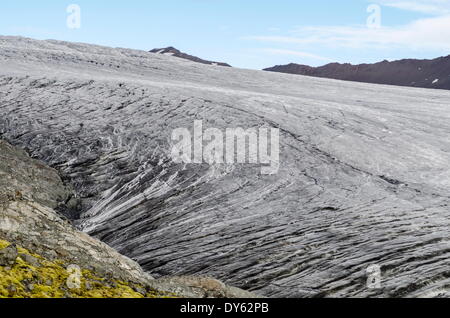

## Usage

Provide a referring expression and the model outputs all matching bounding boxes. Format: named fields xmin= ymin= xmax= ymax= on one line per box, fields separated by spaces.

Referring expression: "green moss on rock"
xmin=0 ymin=239 xmax=175 ymax=298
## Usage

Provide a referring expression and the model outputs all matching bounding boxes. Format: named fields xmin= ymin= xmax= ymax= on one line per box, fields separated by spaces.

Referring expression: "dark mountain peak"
xmin=149 ymin=46 xmax=231 ymax=67
xmin=150 ymin=46 xmax=180 ymax=54
xmin=264 ymin=55 xmax=450 ymax=90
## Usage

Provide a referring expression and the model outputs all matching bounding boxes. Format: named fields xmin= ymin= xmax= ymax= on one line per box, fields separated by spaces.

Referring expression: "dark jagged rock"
xmin=0 ymin=244 xmax=17 ymax=267
xmin=150 ymin=46 xmax=231 ymax=67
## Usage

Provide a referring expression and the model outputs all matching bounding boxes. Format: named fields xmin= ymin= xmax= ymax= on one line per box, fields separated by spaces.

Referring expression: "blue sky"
xmin=1 ymin=0 xmax=450 ymax=69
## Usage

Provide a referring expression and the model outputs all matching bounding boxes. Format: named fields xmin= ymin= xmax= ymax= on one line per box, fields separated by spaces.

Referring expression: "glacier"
xmin=0 ymin=36 xmax=449 ymax=297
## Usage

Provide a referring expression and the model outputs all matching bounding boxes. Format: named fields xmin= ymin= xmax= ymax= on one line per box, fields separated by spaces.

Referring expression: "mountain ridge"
xmin=150 ymin=46 xmax=231 ymax=67
xmin=264 ymin=55 xmax=450 ymax=90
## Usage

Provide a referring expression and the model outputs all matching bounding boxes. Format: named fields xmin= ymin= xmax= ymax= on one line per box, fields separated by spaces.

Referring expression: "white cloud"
xmin=375 ymin=0 xmax=450 ymax=15
xmin=245 ymin=14 xmax=450 ymax=51
xmin=242 ymin=1 xmax=450 ymax=65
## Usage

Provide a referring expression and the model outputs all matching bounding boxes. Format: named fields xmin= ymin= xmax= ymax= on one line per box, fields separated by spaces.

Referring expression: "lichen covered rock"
xmin=0 ymin=239 xmax=172 ymax=298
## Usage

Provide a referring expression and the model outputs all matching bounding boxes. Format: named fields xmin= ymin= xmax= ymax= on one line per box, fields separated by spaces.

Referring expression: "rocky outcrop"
xmin=0 ymin=139 xmax=152 ymax=284
xmin=0 ymin=244 xmax=18 ymax=267
xmin=0 ymin=139 xmax=257 ymax=298
xmin=264 ymin=56 xmax=450 ymax=90
xmin=0 ymin=239 xmax=166 ymax=298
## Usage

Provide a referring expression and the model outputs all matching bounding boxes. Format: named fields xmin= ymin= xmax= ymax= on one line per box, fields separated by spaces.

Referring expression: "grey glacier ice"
xmin=0 ymin=36 xmax=449 ymax=297
xmin=170 ymin=120 xmax=280 ymax=175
